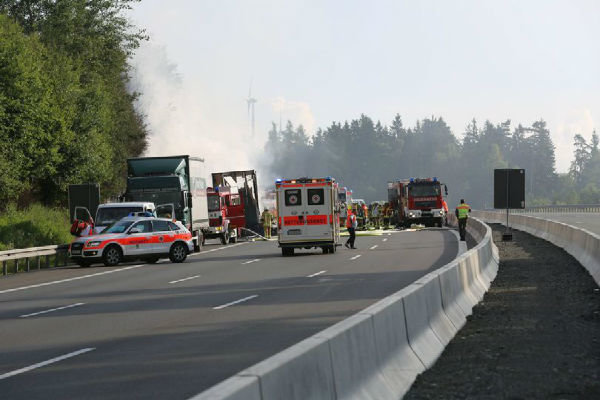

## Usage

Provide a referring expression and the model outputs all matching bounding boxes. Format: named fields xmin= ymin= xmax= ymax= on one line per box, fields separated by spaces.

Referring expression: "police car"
xmin=69 ymin=216 xmax=194 ymax=267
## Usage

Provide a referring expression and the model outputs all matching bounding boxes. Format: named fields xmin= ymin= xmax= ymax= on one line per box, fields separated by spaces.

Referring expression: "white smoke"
xmin=129 ymin=41 xmax=261 ymax=176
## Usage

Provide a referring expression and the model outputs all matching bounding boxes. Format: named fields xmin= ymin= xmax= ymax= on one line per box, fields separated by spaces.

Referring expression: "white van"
xmin=74 ymin=202 xmax=163 ymax=235
xmin=275 ymin=177 xmax=341 ymax=256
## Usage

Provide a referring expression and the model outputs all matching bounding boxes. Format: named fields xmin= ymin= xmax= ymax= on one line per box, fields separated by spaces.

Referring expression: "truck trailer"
xmin=124 ymin=155 xmax=208 ymax=251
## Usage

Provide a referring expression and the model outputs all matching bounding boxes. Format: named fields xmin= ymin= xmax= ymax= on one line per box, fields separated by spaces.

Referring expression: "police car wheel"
xmin=322 ymin=246 xmax=329 ymax=254
xmin=103 ymin=246 xmax=122 ymax=267
xmin=169 ymin=242 xmax=188 ymax=263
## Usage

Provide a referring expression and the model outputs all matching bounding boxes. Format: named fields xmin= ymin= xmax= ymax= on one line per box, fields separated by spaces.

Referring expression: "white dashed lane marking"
xmin=19 ymin=303 xmax=85 ymax=318
xmin=350 ymin=255 xmax=361 ymax=261
xmin=369 ymin=245 xmax=378 ymax=250
xmin=307 ymin=270 xmax=326 ymax=278
xmin=213 ymin=295 xmax=259 ymax=310
xmin=382 ymin=238 xmax=388 ymax=242
xmin=169 ymin=275 xmax=201 ymax=284
xmin=0 ymin=348 xmax=95 ymax=380
xmin=242 ymin=259 xmax=261 ymax=265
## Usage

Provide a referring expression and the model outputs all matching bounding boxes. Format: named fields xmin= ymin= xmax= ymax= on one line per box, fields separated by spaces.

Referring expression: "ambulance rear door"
xmin=302 ymin=182 xmax=333 ymax=242
xmin=278 ymin=184 xmax=305 ymax=243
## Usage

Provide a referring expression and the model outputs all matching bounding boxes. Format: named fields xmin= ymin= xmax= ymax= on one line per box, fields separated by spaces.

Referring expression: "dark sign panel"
xmin=68 ymin=184 xmax=101 ymax=221
xmin=494 ymin=169 xmax=525 ymax=209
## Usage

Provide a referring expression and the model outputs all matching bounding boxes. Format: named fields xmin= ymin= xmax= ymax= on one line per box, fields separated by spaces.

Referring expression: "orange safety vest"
xmin=346 ymin=213 xmax=355 ymax=229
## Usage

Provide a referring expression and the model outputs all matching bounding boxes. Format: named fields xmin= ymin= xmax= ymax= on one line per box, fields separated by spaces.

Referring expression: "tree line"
xmin=0 ymin=0 xmax=147 ymax=209
xmin=264 ymin=114 xmax=600 ymax=208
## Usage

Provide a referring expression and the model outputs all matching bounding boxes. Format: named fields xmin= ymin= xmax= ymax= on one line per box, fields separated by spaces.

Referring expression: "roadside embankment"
xmin=405 ymin=224 xmax=600 ymax=399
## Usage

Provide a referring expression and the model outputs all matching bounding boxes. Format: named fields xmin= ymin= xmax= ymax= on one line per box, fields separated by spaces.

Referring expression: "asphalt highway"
xmin=0 ymin=228 xmax=459 ymax=399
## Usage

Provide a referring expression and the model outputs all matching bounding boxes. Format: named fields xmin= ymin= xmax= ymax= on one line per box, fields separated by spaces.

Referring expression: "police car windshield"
xmin=96 ymin=207 xmax=143 ymax=226
xmin=103 ymin=220 xmax=135 ymax=234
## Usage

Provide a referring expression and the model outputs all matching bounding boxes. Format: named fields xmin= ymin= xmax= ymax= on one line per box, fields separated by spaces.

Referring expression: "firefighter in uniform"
xmin=261 ymin=208 xmax=273 ymax=239
xmin=455 ymin=199 xmax=471 ymax=241
xmin=345 ymin=210 xmax=357 ymax=249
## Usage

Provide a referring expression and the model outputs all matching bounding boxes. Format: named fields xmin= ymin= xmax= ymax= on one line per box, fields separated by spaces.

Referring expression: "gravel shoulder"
xmin=405 ymin=224 xmax=600 ymax=400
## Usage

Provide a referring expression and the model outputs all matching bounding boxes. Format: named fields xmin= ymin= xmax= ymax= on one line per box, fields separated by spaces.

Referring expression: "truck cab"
xmin=204 ymin=186 xmax=240 ymax=244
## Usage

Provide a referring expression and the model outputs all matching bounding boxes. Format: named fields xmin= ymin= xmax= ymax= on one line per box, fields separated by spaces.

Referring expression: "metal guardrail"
xmin=0 ymin=244 xmax=70 ymax=276
xmin=486 ymin=204 xmax=600 ymax=213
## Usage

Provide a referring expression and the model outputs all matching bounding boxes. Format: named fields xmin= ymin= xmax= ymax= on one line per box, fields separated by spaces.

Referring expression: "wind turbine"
xmin=246 ymin=84 xmax=257 ymax=137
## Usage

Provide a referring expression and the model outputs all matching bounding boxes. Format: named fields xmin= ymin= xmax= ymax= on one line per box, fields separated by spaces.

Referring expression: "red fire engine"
xmin=388 ymin=177 xmax=448 ymax=228
xmin=203 ymin=170 xmax=261 ymax=244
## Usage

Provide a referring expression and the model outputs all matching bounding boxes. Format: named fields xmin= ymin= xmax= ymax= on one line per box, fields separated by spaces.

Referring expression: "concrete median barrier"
xmin=361 ymin=292 xmax=425 ymax=397
xmin=474 ymin=211 xmax=600 ymax=286
xmin=413 ymin=273 xmax=457 ymax=347
xmin=315 ymin=314 xmax=395 ymax=400
xmin=242 ymin=336 xmax=335 ymax=400
xmin=190 ymin=376 xmax=261 ymax=400
xmin=190 ymin=217 xmax=499 ymax=399
xmin=401 ymin=284 xmax=445 ymax=368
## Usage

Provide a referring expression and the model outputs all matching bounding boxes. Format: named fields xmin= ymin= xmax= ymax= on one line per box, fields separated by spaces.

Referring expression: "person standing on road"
xmin=261 ymin=208 xmax=273 ymax=239
xmin=455 ymin=199 xmax=471 ymax=241
xmin=345 ymin=210 xmax=357 ymax=249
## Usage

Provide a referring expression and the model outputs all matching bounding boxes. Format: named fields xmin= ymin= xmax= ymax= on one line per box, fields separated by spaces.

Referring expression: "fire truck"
xmin=276 ymin=177 xmax=341 ymax=256
xmin=203 ymin=170 xmax=260 ymax=244
xmin=388 ymin=177 xmax=448 ymax=228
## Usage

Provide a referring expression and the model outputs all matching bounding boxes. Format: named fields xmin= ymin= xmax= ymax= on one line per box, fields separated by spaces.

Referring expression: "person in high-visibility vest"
xmin=455 ymin=199 xmax=471 ymax=241
xmin=261 ymin=208 xmax=273 ymax=239
xmin=345 ymin=210 xmax=357 ymax=249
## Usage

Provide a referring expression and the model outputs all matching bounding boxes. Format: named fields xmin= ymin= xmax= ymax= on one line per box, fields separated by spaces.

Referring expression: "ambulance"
xmin=275 ymin=177 xmax=341 ymax=256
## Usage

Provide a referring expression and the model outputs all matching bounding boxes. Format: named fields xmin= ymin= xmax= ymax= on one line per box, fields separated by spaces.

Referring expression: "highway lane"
xmin=0 ymin=229 xmax=459 ymax=399
xmin=522 ymin=212 xmax=600 ymax=236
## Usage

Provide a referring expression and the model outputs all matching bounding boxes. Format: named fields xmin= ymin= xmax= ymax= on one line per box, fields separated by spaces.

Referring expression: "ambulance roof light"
xmin=325 ymin=176 xmax=332 ymax=181
xmin=409 ymin=178 xmax=414 ymax=183
xmin=275 ymin=178 xmax=282 ymax=183
xmin=433 ymin=177 xmax=437 ymax=182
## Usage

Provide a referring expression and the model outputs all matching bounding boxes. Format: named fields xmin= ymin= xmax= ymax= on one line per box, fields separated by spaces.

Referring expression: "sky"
xmin=128 ymin=0 xmax=599 ymax=174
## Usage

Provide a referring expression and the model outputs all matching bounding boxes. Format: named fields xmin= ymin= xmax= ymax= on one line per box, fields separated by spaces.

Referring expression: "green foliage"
xmin=0 ymin=204 xmax=72 ymax=250
xmin=0 ymin=1 xmax=147 ymax=208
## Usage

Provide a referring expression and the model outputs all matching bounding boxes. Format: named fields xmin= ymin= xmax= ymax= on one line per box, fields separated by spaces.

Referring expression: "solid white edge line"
xmin=169 ymin=275 xmax=201 ymax=284
xmin=0 ymin=348 xmax=95 ymax=380
xmin=19 ymin=302 xmax=85 ymax=318
xmin=188 ymin=242 xmax=248 ymax=257
xmin=213 ymin=295 xmax=259 ymax=310
xmin=369 ymin=245 xmax=378 ymax=250
xmin=350 ymin=255 xmax=361 ymax=260
xmin=0 ymin=264 xmax=146 ymax=295
xmin=307 ymin=270 xmax=326 ymax=278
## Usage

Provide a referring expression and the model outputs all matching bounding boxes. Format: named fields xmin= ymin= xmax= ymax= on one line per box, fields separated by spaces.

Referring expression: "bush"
xmin=0 ymin=204 xmax=72 ymax=250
